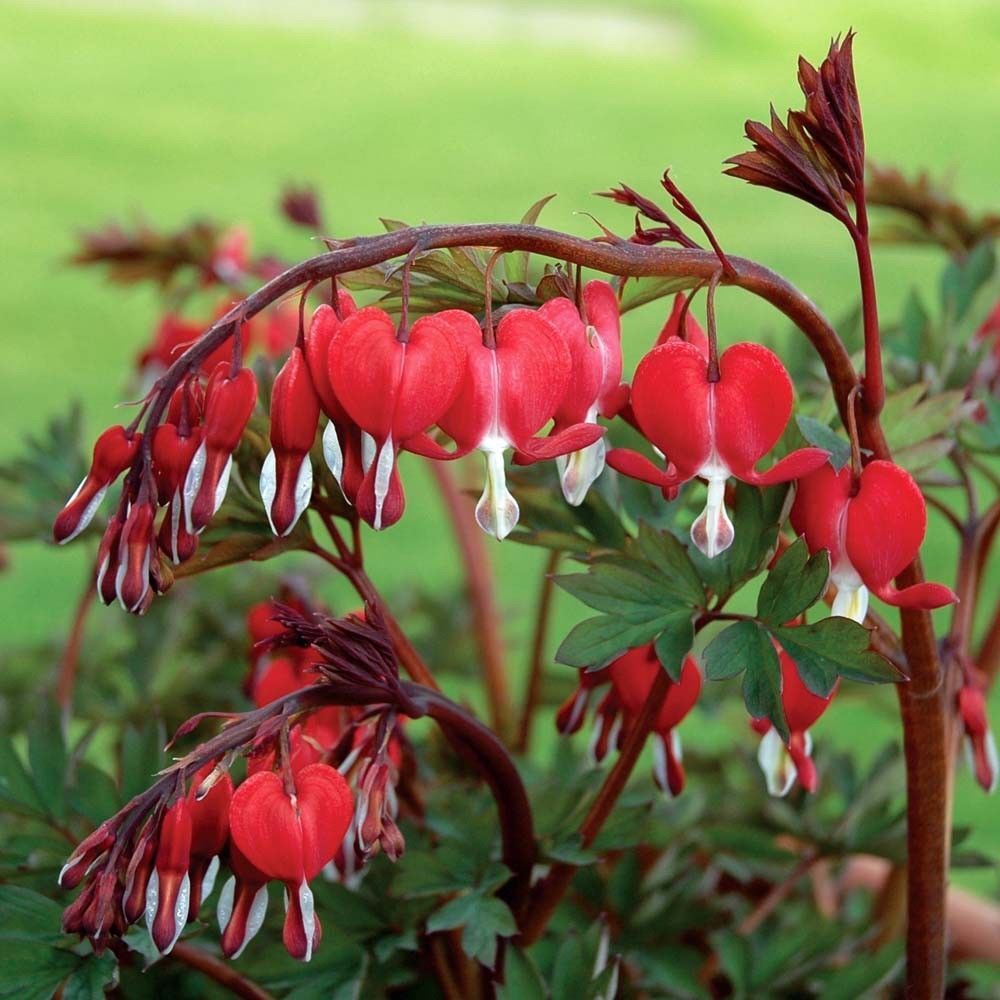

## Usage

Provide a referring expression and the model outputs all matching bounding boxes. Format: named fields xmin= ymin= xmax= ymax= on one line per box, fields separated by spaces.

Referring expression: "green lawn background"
xmin=1 ymin=0 xmax=998 ymax=886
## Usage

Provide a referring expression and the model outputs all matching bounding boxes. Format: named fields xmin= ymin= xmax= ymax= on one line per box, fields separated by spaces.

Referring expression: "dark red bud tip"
xmin=788 ymin=733 xmax=818 ymax=794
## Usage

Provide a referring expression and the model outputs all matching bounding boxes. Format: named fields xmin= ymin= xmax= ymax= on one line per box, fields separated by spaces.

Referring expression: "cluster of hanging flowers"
xmin=60 ymin=599 xmax=407 ymax=962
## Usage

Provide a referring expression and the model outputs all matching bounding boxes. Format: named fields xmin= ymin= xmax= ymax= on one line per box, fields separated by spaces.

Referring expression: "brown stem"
xmin=428 ymin=935 xmax=464 ymax=1000
xmin=518 ymin=667 xmax=672 ymax=944
xmin=427 ymin=460 xmax=511 ymax=738
xmin=852 ymin=197 xmax=885 ymax=417
xmin=738 ymin=849 xmax=820 ymax=935
xmin=515 ymin=550 xmax=561 ymax=754
xmin=169 ymin=941 xmax=274 ymax=1000
xmin=56 ymin=569 xmax=97 ymax=714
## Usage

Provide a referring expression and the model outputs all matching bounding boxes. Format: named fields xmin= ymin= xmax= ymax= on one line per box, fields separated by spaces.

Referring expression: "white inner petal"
xmin=200 ymin=855 xmax=220 ymax=903
xmin=475 ymin=443 xmax=519 ymax=541
xmin=259 ymin=449 xmax=278 ymax=532
xmin=182 ymin=440 xmax=207 ymax=534
xmin=757 ymin=727 xmax=796 ymax=798
xmin=557 ymin=420 xmax=606 ymax=507
xmin=216 ymin=874 xmax=235 ymax=933
xmin=290 ymin=453 xmax=314 ymax=533
xmin=371 ymin=435 xmax=395 ymax=531
xmin=322 ymin=421 xmax=345 ymax=491
xmin=212 ymin=454 xmax=234 ymax=518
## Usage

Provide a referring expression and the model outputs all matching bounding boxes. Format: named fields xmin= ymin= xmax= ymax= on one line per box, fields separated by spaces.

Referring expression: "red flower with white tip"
xmin=790 ymin=459 xmax=958 ymax=622
xmin=555 ymin=666 xmax=610 ymax=735
xmin=53 ymin=425 xmax=141 ymax=544
xmin=229 ymin=763 xmax=354 ymax=962
xmin=753 ymin=650 xmax=837 ymax=797
xmin=537 ymin=281 xmax=627 ymax=505
xmin=610 ymin=649 xmax=702 ymax=796
xmin=114 ymin=498 xmax=159 ymax=614
xmin=958 ymin=681 xmax=997 ymax=794
xmin=327 ymin=307 xmax=466 ymax=530
xmin=302 ymin=294 xmax=367 ymax=499
xmin=429 ymin=308 xmax=603 ymax=540
xmin=608 ymin=339 xmax=827 ymax=558
xmin=216 ymin=841 xmax=271 ymax=959
xmin=260 ymin=345 xmax=320 ymax=536
xmin=152 ymin=411 xmax=204 ymax=564
xmin=183 ymin=362 xmax=258 ymax=534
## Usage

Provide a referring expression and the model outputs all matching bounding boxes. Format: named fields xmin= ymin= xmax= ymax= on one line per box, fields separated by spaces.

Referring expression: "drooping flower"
xmin=610 ymin=649 xmax=702 ymax=795
xmin=53 ymin=425 xmax=141 ymax=544
xmin=958 ymin=681 xmax=997 ymax=794
xmin=752 ymin=650 xmax=837 ymax=797
xmin=555 ymin=666 xmax=611 ymax=736
xmin=327 ymin=307 xmax=467 ymax=530
xmin=260 ymin=345 xmax=320 ymax=536
xmin=607 ymin=339 xmax=827 ymax=557
xmin=151 ymin=398 xmax=204 ymax=563
xmin=144 ymin=764 xmax=234 ymax=954
xmin=655 ymin=293 xmax=710 ymax=353
xmin=537 ymin=281 xmax=627 ymax=505
xmin=114 ymin=498 xmax=160 ymax=614
xmin=183 ymin=362 xmax=258 ymax=534
xmin=217 ymin=841 xmax=271 ymax=959
xmin=790 ymin=459 xmax=958 ymax=622
xmin=228 ymin=763 xmax=354 ymax=961
xmin=426 ymin=308 xmax=603 ymax=539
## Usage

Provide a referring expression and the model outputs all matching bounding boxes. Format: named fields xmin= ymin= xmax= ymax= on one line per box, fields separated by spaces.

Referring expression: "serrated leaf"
xmin=774 ymin=619 xmax=901 ymax=689
xmin=555 ymin=612 xmax=681 ymax=669
xmin=756 ymin=540 xmax=830 ymax=626
xmin=554 ymin=566 xmax=678 ymax=622
xmin=740 ymin=629 xmax=787 ymax=741
xmin=427 ymin=895 xmax=515 ymax=969
xmin=507 ymin=194 xmax=557 ymax=285
xmin=635 ymin=522 xmax=705 ymax=607
xmin=795 ymin=416 xmax=850 ymax=472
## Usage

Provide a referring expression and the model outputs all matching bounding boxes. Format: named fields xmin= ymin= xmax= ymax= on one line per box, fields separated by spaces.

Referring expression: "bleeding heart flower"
xmin=555 ymin=666 xmax=611 ymax=736
xmin=328 ymin=307 xmax=466 ymax=530
xmin=260 ymin=345 xmax=320 ymax=536
xmin=183 ymin=363 xmax=258 ymax=534
xmin=790 ymin=459 xmax=958 ymax=622
xmin=303 ymin=294 xmax=367 ymax=498
xmin=229 ymin=763 xmax=353 ymax=961
xmin=655 ymin=293 xmax=711 ymax=353
xmin=607 ymin=340 xmax=828 ymax=558
xmin=958 ymin=682 xmax=997 ymax=794
xmin=753 ymin=649 xmax=837 ymax=797
xmin=54 ymin=426 xmax=141 ymax=544
xmin=610 ymin=649 xmax=702 ymax=795
xmin=152 ymin=421 xmax=204 ymax=564
xmin=537 ymin=282 xmax=627 ymax=505
xmin=428 ymin=308 xmax=603 ymax=539
xmin=114 ymin=499 xmax=159 ymax=614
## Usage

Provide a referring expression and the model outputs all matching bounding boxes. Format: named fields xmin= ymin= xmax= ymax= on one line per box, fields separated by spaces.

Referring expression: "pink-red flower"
xmin=427 ymin=308 xmax=603 ymax=539
xmin=752 ymin=650 xmax=837 ymax=796
xmin=53 ymin=425 xmax=141 ymax=544
xmin=327 ymin=307 xmax=466 ymax=530
xmin=536 ymin=282 xmax=627 ymax=505
xmin=609 ymin=649 xmax=702 ymax=795
xmin=790 ymin=459 xmax=958 ymax=622
xmin=183 ymin=362 xmax=258 ymax=534
xmin=229 ymin=763 xmax=353 ymax=961
xmin=608 ymin=339 xmax=826 ymax=557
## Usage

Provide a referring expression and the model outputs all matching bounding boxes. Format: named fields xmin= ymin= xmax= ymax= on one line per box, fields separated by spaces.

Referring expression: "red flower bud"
xmin=229 ymin=763 xmax=354 ymax=961
xmin=54 ymin=426 xmax=141 ymax=544
xmin=115 ymin=500 xmax=158 ymax=614
xmin=261 ymin=346 xmax=320 ymax=536
xmin=328 ymin=308 xmax=466 ymax=530
xmin=790 ymin=460 xmax=958 ymax=621
xmin=958 ymin=684 xmax=997 ymax=794
xmin=607 ymin=340 xmax=827 ymax=557
xmin=555 ymin=666 xmax=610 ymax=735
xmin=146 ymin=798 xmax=193 ymax=954
xmin=59 ymin=821 xmax=115 ymax=889
xmin=217 ymin=841 xmax=270 ymax=959
xmin=183 ymin=363 xmax=258 ymax=534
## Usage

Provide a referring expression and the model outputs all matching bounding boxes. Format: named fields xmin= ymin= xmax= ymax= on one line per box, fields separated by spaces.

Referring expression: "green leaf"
xmin=635 ymin=522 xmax=705 ymax=607
xmin=507 ymin=194 xmax=557 ymax=285
xmin=618 ymin=275 xmax=700 ymax=313
xmin=427 ymin=895 xmax=516 ymax=969
xmin=28 ymin=699 xmax=67 ymax=820
xmin=550 ymin=932 xmax=593 ymax=1000
xmin=756 ymin=540 xmax=830 ymax=627
xmin=653 ymin=611 xmax=696 ymax=682
xmin=702 ymin=620 xmax=759 ymax=681
xmin=499 ymin=948 xmax=546 ymax=1000
xmin=0 ymin=886 xmax=66 ymax=943
xmin=120 ymin=722 xmax=164 ymax=801
xmin=0 ymin=941 xmax=80 ymax=1000
xmin=941 ymin=239 xmax=995 ymax=321
xmin=795 ymin=416 xmax=850 ymax=472
xmin=554 ymin=566 xmax=680 ymax=622
xmin=774 ymin=619 xmax=901 ymax=690
xmin=62 ymin=952 xmax=118 ymax=1000
xmin=0 ymin=735 xmax=47 ymax=817
xmin=555 ymin=612 xmax=679 ymax=669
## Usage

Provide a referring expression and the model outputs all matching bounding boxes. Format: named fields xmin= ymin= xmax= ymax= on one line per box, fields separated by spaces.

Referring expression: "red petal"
xmin=304 ymin=301 xmax=352 ymax=422
xmin=713 ymin=343 xmax=794 ymax=474
xmin=778 ymin=648 xmax=837 ymax=733
xmin=656 ymin=294 xmax=710 ymax=356
xmin=610 ymin=648 xmax=701 ymax=733
xmin=497 ymin=310 xmax=572 ymax=445
xmin=789 ymin=463 xmax=852 ymax=567
xmin=583 ymin=280 xmax=625 ymax=410
xmin=541 ymin=296 xmax=604 ymax=428
xmin=629 ymin=339 xmax=710 ymax=477
xmin=254 ymin=657 xmax=308 ymax=708
xmin=402 ymin=432 xmax=470 ymax=460
xmin=437 ymin=314 xmax=500 ymax=450
xmin=606 ymin=447 xmax=683 ymax=491
xmin=869 ymin=580 xmax=958 ymax=610
xmin=515 ymin=422 xmax=604 ymax=463
xmin=845 ymin=460 xmax=927 ymax=590
xmin=270 ymin=347 xmax=320 ymax=454
xmin=740 ymin=446 xmax=830 ymax=485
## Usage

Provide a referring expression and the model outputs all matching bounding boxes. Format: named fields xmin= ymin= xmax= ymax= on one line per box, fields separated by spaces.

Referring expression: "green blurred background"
xmin=2 ymin=1 xmax=998 ymax=885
